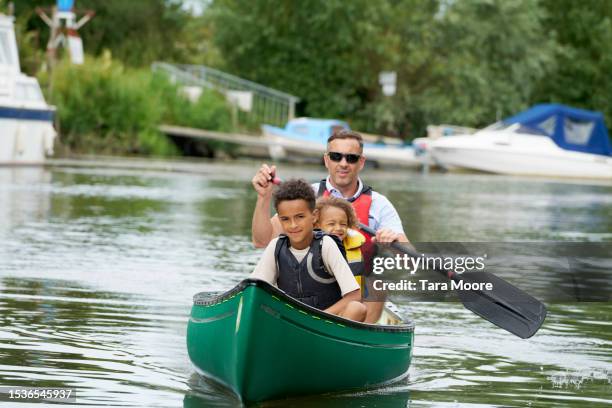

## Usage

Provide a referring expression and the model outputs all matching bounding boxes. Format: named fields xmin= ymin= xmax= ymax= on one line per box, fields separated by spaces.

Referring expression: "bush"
xmin=44 ymin=53 xmax=233 ymax=156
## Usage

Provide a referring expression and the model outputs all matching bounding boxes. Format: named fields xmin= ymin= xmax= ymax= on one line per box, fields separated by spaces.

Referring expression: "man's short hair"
xmin=327 ymin=129 xmax=364 ymax=150
xmin=273 ymin=178 xmax=316 ymax=211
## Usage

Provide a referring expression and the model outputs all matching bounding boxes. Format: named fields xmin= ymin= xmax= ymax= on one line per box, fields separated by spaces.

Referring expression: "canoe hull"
xmin=187 ymin=279 xmax=414 ymax=403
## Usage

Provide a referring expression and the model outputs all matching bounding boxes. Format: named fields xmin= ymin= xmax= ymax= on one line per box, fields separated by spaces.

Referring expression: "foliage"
xmin=10 ymin=0 xmax=612 ymax=141
xmin=533 ymin=0 xmax=612 ymax=129
xmin=46 ymin=54 xmax=232 ymax=156
xmin=389 ymin=0 xmax=556 ymax=135
xmin=208 ymin=0 xmax=558 ymax=137
xmin=14 ymin=0 xmax=220 ymax=68
xmin=13 ymin=12 xmax=46 ymax=75
xmin=207 ymin=0 xmax=385 ymax=122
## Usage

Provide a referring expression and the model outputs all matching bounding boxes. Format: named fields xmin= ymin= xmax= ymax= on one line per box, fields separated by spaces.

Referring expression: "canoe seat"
xmin=376 ymin=302 xmax=403 ymax=325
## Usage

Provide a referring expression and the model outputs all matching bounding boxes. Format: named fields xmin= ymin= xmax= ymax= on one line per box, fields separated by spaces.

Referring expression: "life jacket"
xmin=275 ymin=230 xmax=346 ymax=310
xmin=317 ymin=179 xmax=377 ymax=275
xmin=343 ymin=229 xmax=369 ymax=297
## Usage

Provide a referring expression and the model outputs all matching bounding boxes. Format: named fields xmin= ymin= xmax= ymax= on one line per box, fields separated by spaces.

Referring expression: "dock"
xmin=158 ymin=124 xmax=320 ymax=162
xmin=159 ymin=125 xmax=275 ymax=149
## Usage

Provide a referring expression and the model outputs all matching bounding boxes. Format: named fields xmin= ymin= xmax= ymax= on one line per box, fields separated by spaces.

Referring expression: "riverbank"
xmin=43 ymin=56 xmax=234 ymax=158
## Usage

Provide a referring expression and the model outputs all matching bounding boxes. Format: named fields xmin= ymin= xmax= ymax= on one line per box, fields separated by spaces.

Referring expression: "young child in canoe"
xmin=250 ymin=179 xmax=366 ymax=322
xmin=315 ymin=196 xmax=385 ymax=323
xmin=315 ymin=196 xmax=366 ymax=284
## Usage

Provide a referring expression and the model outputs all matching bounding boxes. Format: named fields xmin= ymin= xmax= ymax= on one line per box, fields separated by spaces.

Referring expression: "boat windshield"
xmin=485 ymin=121 xmax=547 ymax=136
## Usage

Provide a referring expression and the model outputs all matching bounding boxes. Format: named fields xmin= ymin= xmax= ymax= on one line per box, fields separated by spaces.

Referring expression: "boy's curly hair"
xmin=273 ymin=179 xmax=316 ymax=211
xmin=315 ymin=196 xmax=358 ymax=228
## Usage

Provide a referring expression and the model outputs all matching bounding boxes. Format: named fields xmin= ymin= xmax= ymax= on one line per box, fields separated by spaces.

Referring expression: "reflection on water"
xmin=0 ymin=277 xmax=188 ymax=407
xmin=182 ymin=373 xmax=412 ymax=408
xmin=0 ymin=160 xmax=611 ymax=407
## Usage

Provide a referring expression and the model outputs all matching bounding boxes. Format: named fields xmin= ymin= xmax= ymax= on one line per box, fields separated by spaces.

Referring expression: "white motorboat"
xmin=412 ymin=124 xmax=478 ymax=167
xmin=429 ymin=104 xmax=612 ymax=179
xmin=262 ymin=118 xmax=421 ymax=168
xmin=0 ymin=14 xmax=56 ymax=165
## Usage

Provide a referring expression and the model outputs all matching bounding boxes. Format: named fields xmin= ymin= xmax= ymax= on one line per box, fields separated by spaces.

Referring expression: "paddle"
xmin=359 ymin=223 xmax=547 ymax=339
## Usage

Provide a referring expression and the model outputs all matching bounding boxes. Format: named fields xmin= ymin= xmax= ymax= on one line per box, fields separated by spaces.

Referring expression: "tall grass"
xmin=44 ymin=53 xmax=232 ymax=156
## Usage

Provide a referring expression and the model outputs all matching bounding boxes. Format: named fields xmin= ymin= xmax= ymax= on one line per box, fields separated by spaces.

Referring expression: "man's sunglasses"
xmin=327 ymin=152 xmax=361 ymax=164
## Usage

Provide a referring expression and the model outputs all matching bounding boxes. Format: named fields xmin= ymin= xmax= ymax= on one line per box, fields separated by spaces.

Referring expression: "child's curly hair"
xmin=315 ymin=196 xmax=358 ymax=228
xmin=273 ymin=179 xmax=316 ymax=211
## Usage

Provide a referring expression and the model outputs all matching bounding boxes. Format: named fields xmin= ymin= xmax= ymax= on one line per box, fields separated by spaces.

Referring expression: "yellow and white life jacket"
xmin=344 ymin=228 xmax=366 ymax=290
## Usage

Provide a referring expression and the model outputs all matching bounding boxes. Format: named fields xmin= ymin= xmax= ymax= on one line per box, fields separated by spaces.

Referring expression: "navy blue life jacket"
xmin=275 ymin=230 xmax=346 ymax=310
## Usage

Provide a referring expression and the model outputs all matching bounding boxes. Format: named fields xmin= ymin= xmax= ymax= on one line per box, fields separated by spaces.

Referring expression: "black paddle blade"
xmin=455 ymin=272 xmax=547 ymax=339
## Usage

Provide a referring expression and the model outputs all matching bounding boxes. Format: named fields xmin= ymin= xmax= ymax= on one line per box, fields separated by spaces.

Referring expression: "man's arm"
xmin=252 ymin=211 xmax=283 ymax=248
xmin=251 ymin=164 xmax=282 ymax=248
xmin=252 ymin=194 xmax=274 ymax=248
xmin=372 ymin=193 xmax=409 ymax=243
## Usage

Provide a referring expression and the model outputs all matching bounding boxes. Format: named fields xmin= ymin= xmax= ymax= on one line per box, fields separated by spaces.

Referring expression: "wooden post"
xmin=288 ymin=98 xmax=296 ymax=121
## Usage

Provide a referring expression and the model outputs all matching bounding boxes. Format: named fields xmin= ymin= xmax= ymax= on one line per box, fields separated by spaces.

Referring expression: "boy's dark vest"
xmin=317 ymin=179 xmax=377 ymax=275
xmin=275 ymin=230 xmax=346 ymax=310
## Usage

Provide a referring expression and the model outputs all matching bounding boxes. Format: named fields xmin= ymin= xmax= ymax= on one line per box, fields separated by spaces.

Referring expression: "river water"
xmin=0 ymin=158 xmax=610 ymax=407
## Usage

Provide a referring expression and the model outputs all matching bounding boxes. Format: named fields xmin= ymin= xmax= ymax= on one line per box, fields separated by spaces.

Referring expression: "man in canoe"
xmin=250 ymin=179 xmax=367 ymax=321
xmin=251 ymin=129 xmax=409 ymax=322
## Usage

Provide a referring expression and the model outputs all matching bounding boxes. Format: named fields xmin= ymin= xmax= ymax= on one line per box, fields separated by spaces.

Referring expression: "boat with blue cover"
xmin=429 ymin=104 xmax=612 ymax=178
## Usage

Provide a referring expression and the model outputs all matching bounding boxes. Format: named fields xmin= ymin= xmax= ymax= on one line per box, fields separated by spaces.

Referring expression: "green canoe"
xmin=186 ymin=279 xmax=414 ymax=403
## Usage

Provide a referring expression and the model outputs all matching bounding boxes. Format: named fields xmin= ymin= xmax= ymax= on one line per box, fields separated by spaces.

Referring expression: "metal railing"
xmin=152 ymin=62 xmax=299 ymax=127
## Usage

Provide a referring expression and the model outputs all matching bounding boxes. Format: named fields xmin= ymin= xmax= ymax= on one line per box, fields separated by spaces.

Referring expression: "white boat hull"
xmin=0 ymin=116 xmax=56 ymax=165
xmin=0 ymin=15 xmax=57 ymax=165
xmin=363 ymin=144 xmax=421 ymax=168
xmin=430 ymin=131 xmax=612 ymax=179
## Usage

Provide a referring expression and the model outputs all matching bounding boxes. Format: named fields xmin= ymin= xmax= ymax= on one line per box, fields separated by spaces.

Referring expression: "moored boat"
xmin=429 ymin=104 xmax=612 ymax=179
xmin=186 ymin=279 xmax=414 ymax=403
xmin=0 ymin=14 xmax=56 ymax=165
xmin=412 ymin=124 xmax=478 ymax=168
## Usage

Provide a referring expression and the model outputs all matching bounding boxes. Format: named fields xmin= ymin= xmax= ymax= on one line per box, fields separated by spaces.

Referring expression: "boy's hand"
xmin=252 ymin=164 xmax=280 ymax=197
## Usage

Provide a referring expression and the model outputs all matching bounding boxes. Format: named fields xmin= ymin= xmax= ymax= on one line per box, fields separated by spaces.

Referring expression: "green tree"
xmin=351 ymin=0 xmax=440 ymax=136
xmin=363 ymin=0 xmax=556 ymax=136
xmin=208 ymin=0 xmax=556 ymax=137
xmin=534 ymin=0 xmax=612 ymax=128
xmin=426 ymin=0 xmax=554 ymax=129
xmin=12 ymin=0 xmax=609 ymax=141
xmin=207 ymin=0 xmax=389 ymax=120
xmin=76 ymin=0 xmax=190 ymax=66
xmin=14 ymin=0 xmax=217 ymax=68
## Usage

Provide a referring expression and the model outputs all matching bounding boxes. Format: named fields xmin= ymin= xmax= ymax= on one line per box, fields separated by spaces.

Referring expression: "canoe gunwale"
xmin=192 ymin=279 xmax=415 ymax=333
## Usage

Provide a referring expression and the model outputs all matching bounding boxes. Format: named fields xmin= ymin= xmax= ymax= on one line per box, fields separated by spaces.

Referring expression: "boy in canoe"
xmin=250 ymin=179 xmax=367 ymax=322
